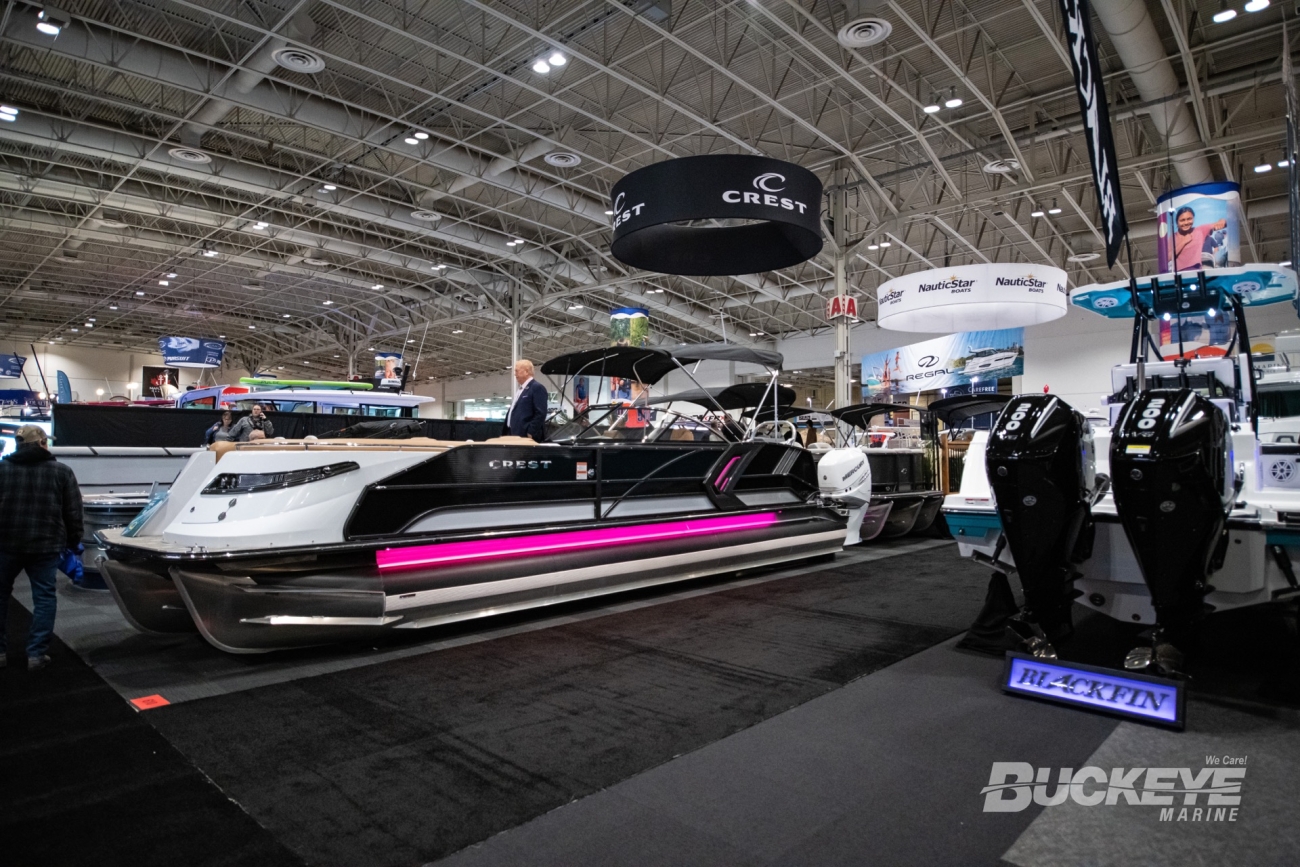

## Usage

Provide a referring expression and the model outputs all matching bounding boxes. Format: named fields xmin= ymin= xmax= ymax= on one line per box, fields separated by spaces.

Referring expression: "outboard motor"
xmin=1110 ymin=388 xmax=1234 ymax=677
xmin=985 ymin=394 xmax=1102 ymax=658
xmin=819 ymin=448 xmax=873 ymax=545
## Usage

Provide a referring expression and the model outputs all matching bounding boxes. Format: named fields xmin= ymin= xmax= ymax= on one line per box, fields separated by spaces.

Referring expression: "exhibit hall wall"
xmin=14 ymin=344 xmax=208 ymax=400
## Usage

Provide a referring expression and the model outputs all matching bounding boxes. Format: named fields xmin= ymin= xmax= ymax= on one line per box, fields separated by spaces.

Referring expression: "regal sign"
xmin=609 ymin=155 xmax=823 ymax=276
xmin=876 ymin=263 xmax=1068 ymax=332
xmin=825 ymin=295 xmax=858 ymax=320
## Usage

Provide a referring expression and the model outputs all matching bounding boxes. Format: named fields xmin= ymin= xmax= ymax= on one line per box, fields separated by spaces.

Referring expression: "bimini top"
xmin=540 ymin=346 xmax=680 ymax=384
xmin=651 ymin=383 xmax=796 ymax=410
xmin=541 ymin=343 xmax=783 ymax=384
xmin=831 ymin=402 xmax=923 ymax=428
xmin=926 ymin=394 xmax=1011 ymax=426
xmin=673 ymin=343 xmax=783 ymax=369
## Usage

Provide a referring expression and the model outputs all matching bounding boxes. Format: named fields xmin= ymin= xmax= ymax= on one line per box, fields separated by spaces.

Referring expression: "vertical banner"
xmin=1156 ymin=183 xmax=1244 ymax=273
xmin=1058 ymin=0 xmax=1128 ymax=266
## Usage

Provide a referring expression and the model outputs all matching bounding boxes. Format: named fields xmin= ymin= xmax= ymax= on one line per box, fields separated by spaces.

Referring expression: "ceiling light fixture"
xmin=404 ymin=137 xmax=419 ymax=145
xmin=323 ymin=184 xmax=336 ymax=191
xmin=322 ymin=300 xmax=333 ymax=305
xmin=569 ymin=304 xmax=584 ymax=310
xmin=1031 ymin=206 xmax=1046 ymax=217
xmin=1244 ymin=0 xmax=1269 ymax=11
xmin=135 ymin=290 xmax=145 ymax=296
xmin=253 ymin=221 xmax=268 ymax=230
xmin=1279 ymin=159 xmax=1292 ymax=168
xmin=0 ymin=106 xmax=17 ymax=121
xmin=166 ymin=272 xmax=177 ymax=278
xmin=532 ymin=60 xmax=551 ymax=74
xmin=945 ymin=88 xmax=963 ymax=109
xmin=548 ymin=51 xmax=567 ymax=67
xmin=1048 ymin=200 xmax=1062 ymax=215
xmin=879 ymin=241 xmax=892 ymax=248
xmin=867 ymin=244 xmax=879 ymax=251
xmin=922 ymin=100 xmax=941 ymax=114
xmin=372 ymin=283 xmax=384 ymax=290
xmin=1213 ymin=0 xmax=1238 ymax=21
xmin=36 ymin=8 xmax=68 ymax=36
xmin=282 ymin=313 xmax=291 ymax=318
xmin=1254 ymin=156 xmax=1273 ymax=173
xmin=108 ymin=305 xmax=118 ymax=310
xmin=452 ymin=329 xmax=464 ymax=334
xmin=248 ymin=324 xmax=257 ymax=329
xmin=604 ymin=210 xmax=615 ymax=215
xmin=158 ymin=280 xmax=169 ymax=286
xmin=413 ymin=131 xmax=429 ymax=140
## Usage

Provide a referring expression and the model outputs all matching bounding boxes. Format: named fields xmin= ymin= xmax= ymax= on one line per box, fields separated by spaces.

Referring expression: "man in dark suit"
xmin=504 ymin=359 xmax=548 ymax=440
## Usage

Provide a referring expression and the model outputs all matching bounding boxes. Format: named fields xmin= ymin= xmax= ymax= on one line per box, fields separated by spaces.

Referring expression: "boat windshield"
xmin=548 ymin=403 xmax=733 ymax=443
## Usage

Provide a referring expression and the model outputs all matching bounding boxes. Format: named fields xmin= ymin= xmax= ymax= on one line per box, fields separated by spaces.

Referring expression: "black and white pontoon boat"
xmin=99 ymin=345 xmax=855 ymax=653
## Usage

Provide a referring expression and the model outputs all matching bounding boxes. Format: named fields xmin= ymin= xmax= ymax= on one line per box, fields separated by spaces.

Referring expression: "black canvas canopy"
xmin=539 ymin=346 xmax=680 ymax=384
xmin=672 ymin=343 xmax=783 ymax=369
xmin=831 ymin=402 xmax=923 ymax=428
xmin=650 ymin=383 xmax=795 ymax=410
xmin=926 ymin=394 xmax=1012 ymax=426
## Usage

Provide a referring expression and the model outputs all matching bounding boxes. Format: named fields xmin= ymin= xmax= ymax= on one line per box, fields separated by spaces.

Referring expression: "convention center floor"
xmin=3 ymin=539 xmax=1298 ymax=867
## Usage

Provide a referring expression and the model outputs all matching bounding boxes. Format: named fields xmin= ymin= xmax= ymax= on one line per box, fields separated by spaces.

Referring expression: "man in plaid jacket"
xmin=0 ymin=425 xmax=83 ymax=671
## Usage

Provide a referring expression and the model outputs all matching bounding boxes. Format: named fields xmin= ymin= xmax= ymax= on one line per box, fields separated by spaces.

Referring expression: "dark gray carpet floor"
xmin=142 ymin=543 xmax=993 ymax=867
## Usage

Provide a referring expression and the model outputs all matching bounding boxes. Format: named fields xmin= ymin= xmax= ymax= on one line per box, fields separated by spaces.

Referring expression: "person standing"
xmin=0 ymin=425 xmax=83 ymax=671
xmin=205 ymin=410 xmax=237 ymax=445
xmin=503 ymin=359 xmax=548 ymax=441
xmin=230 ymin=403 xmax=275 ymax=441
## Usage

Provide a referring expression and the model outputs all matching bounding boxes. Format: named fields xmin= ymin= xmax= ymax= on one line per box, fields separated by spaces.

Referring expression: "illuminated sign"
xmin=1002 ymin=652 xmax=1185 ymax=729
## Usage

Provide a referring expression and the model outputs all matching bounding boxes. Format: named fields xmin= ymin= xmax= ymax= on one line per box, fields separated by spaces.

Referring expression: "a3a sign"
xmin=825 ymin=295 xmax=858 ymax=320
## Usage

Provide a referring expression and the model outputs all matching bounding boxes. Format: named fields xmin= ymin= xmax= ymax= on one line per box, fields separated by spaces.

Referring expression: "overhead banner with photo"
xmin=861 ymin=328 xmax=1025 ymax=396
xmin=1058 ymin=0 xmax=1128 ymax=266
xmin=159 ymin=336 xmax=226 ymax=368
xmin=1156 ymin=182 xmax=1245 ymax=273
xmin=609 ymin=307 xmax=650 ymax=347
xmin=0 ymin=353 xmax=25 ymax=378
xmin=374 ymin=352 xmax=403 ymax=386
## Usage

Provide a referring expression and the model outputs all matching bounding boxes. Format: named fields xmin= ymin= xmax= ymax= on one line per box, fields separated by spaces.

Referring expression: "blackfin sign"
xmin=609 ymin=155 xmax=823 ymax=276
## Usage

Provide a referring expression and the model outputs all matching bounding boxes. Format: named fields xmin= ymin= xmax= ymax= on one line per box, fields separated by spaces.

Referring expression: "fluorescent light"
xmin=922 ymin=103 xmax=940 ymax=114
xmin=413 ymin=132 xmax=428 ymax=140
xmin=548 ymin=52 xmax=567 ymax=67
xmin=1245 ymin=0 xmax=1269 ymax=11
xmin=532 ymin=60 xmax=551 ymax=74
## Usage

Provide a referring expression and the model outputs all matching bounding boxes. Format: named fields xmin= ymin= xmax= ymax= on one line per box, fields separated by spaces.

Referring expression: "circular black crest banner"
xmin=609 ymin=155 xmax=823 ymax=276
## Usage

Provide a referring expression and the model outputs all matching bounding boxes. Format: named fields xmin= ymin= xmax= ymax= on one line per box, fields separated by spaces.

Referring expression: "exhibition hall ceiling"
xmin=0 ymin=0 xmax=1293 ymax=378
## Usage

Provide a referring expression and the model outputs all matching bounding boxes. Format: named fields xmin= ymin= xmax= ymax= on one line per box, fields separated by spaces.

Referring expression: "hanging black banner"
xmin=609 ymin=155 xmax=823 ymax=276
xmin=1058 ymin=0 xmax=1128 ymax=267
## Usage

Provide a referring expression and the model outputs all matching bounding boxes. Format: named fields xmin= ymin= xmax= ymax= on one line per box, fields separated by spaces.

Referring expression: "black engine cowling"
xmin=985 ymin=394 xmax=1097 ymax=639
xmin=1109 ymin=388 xmax=1233 ymax=644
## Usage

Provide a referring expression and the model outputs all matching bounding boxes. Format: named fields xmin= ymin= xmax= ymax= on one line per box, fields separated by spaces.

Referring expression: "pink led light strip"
xmin=376 ymin=512 xmax=780 ymax=571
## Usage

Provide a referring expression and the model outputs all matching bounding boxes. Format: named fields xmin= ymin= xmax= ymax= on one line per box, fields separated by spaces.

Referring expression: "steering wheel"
xmin=753 ymin=420 xmax=799 ymax=442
